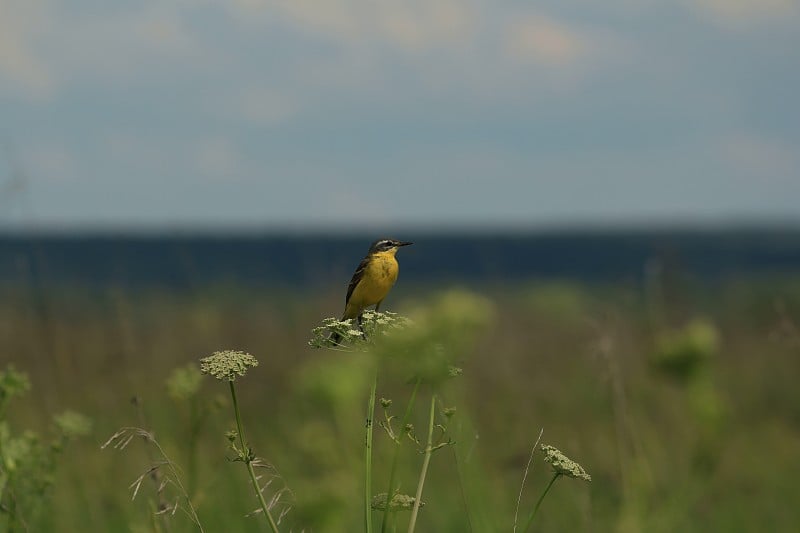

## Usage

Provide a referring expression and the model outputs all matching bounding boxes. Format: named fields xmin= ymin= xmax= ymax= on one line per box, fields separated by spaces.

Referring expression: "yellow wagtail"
xmin=331 ymin=238 xmax=412 ymax=343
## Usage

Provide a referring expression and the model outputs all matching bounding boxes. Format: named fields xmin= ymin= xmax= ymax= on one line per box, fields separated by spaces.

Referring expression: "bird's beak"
xmin=398 ymin=241 xmax=413 ymax=247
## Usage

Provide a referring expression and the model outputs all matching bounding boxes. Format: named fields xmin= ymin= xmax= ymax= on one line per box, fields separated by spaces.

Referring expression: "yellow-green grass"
xmin=1 ymin=276 xmax=800 ymax=532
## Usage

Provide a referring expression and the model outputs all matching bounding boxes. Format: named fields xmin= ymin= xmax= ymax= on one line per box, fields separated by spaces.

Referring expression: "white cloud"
xmin=688 ymin=0 xmax=799 ymax=27
xmin=0 ymin=1 xmax=207 ymax=99
xmin=505 ymin=15 xmax=587 ymax=66
xmin=234 ymin=87 xmax=297 ymax=126
xmin=23 ymin=142 xmax=77 ymax=183
xmin=375 ymin=0 xmax=474 ymax=52
xmin=0 ymin=1 xmax=55 ymax=99
xmin=0 ymin=0 xmax=629 ymax=111
xmin=105 ymin=132 xmax=250 ymax=183
xmin=193 ymin=137 xmax=245 ymax=181
xmin=494 ymin=11 xmax=634 ymax=98
xmin=228 ymin=0 xmax=476 ymax=52
xmin=52 ymin=5 xmax=201 ymax=85
xmin=3 ymin=0 xmax=797 ymax=228
xmin=101 ymin=132 xmax=248 ymax=186
xmin=718 ymin=133 xmax=799 ymax=181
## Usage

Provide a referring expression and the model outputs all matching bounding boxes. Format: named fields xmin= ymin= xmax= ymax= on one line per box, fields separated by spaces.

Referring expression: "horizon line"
xmin=2 ymin=217 xmax=800 ymax=237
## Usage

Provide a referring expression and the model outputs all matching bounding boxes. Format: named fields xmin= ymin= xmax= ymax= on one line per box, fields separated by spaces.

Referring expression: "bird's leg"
xmin=357 ymin=312 xmax=372 ymax=341
xmin=364 ymin=301 xmax=385 ymax=340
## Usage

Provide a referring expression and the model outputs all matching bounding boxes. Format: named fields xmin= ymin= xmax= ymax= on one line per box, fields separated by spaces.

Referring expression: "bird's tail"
xmin=329 ymin=313 xmax=360 ymax=346
xmin=328 ymin=314 xmax=347 ymax=345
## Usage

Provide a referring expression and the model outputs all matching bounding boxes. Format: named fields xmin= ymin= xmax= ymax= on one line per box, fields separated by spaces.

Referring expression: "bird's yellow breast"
xmin=344 ymin=251 xmax=399 ymax=318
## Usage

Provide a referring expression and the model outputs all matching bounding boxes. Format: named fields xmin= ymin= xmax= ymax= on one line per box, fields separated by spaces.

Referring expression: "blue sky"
xmin=1 ymin=0 xmax=798 ymax=230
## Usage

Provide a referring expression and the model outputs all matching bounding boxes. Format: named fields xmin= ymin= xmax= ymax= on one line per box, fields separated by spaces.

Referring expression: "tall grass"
xmin=0 ymin=366 xmax=91 ymax=531
xmin=1 ymin=278 xmax=799 ymax=530
xmin=310 ymin=294 xmax=589 ymax=532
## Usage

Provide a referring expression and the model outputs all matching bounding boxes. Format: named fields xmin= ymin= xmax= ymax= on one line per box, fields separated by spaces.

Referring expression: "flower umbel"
xmin=308 ymin=311 xmax=413 ymax=350
xmin=541 ymin=444 xmax=591 ymax=481
xmin=200 ymin=350 xmax=259 ymax=381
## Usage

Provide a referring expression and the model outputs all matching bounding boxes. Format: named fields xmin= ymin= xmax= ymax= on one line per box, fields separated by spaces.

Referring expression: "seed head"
xmin=541 ymin=444 xmax=591 ymax=481
xmin=447 ymin=366 xmax=463 ymax=378
xmin=200 ymin=350 xmax=259 ymax=381
xmin=371 ymin=492 xmax=423 ymax=511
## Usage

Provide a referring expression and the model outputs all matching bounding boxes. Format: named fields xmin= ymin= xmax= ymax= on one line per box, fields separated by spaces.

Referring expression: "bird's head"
xmin=369 ymin=238 xmax=413 ymax=255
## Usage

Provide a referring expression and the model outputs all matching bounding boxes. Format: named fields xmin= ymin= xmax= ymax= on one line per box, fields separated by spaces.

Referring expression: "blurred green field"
xmin=2 ymin=276 xmax=800 ymax=532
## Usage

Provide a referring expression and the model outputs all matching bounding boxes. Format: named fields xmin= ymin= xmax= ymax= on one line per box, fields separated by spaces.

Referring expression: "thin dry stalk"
xmin=513 ymin=428 xmax=544 ymax=533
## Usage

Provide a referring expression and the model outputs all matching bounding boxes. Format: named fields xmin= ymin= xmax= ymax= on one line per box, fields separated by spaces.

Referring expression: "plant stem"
xmin=133 ymin=397 xmax=171 ymax=531
xmin=229 ymin=381 xmax=280 ymax=533
xmin=407 ymin=392 xmax=437 ymax=533
xmin=513 ymin=428 xmax=544 ymax=533
xmin=522 ymin=473 xmax=560 ymax=533
xmin=451 ymin=442 xmax=474 ymax=533
xmin=365 ymin=369 xmax=378 ymax=533
xmin=380 ymin=379 xmax=421 ymax=533
xmin=187 ymin=398 xmax=199 ymax=498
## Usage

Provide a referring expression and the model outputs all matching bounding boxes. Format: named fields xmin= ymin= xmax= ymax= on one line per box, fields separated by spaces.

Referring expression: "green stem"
xmin=187 ymin=398 xmax=199 ymax=498
xmin=451 ymin=443 xmax=475 ymax=533
xmin=229 ymin=381 xmax=280 ymax=533
xmin=407 ymin=393 xmax=437 ymax=533
xmin=133 ymin=397 xmax=171 ymax=531
xmin=380 ymin=379 xmax=421 ymax=533
xmin=365 ymin=369 xmax=378 ymax=533
xmin=522 ymin=473 xmax=560 ymax=533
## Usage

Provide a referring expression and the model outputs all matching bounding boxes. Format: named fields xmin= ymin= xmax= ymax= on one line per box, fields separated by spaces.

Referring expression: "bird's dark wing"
xmin=345 ymin=255 xmax=370 ymax=305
